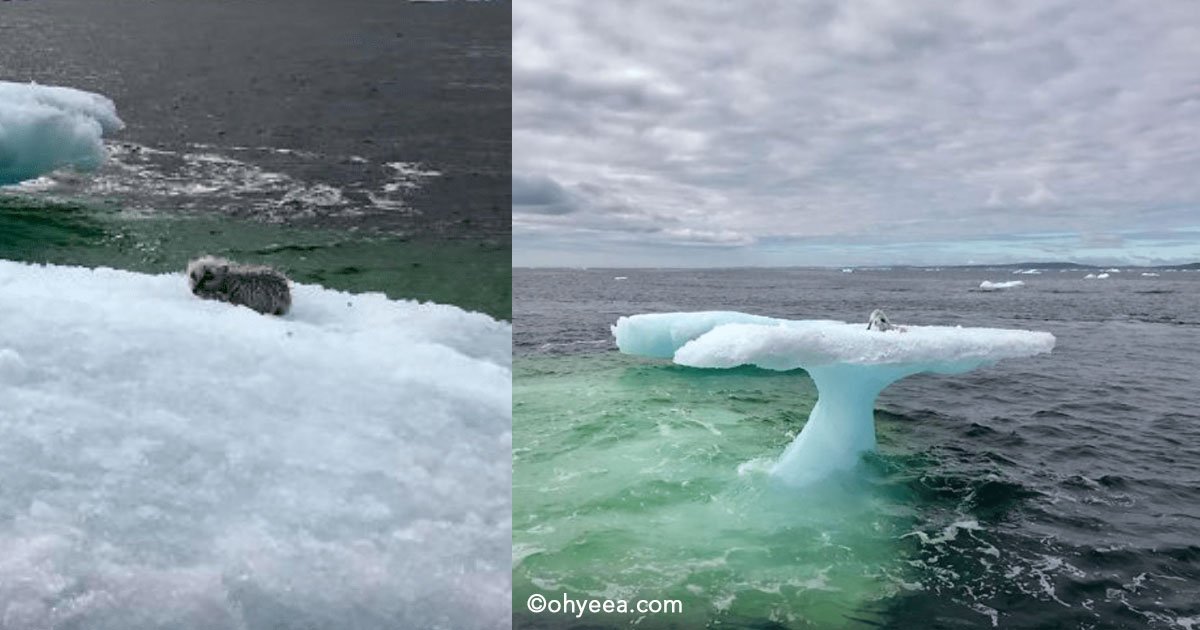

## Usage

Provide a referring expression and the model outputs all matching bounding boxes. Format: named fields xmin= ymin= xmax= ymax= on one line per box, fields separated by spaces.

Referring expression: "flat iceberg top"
xmin=0 ymin=259 xmax=510 ymax=628
xmin=0 ymin=81 xmax=124 ymax=184
xmin=616 ymin=312 xmax=1054 ymax=372
xmin=612 ymin=310 xmax=838 ymax=359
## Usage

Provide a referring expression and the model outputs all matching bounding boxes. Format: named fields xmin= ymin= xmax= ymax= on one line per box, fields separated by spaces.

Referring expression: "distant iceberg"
xmin=1085 ymin=273 xmax=1110 ymax=279
xmin=0 ymin=81 xmax=124 ymax=185
xmin=1141 ymin=272 xmax=1160 ymax=277
xmin=979 ymin=280 xmax=1025 ymax=291
xmin=0 ymin=260 xmax=511 ymax=629
xmin=614 ymin=312 xmax=1053 ymax=486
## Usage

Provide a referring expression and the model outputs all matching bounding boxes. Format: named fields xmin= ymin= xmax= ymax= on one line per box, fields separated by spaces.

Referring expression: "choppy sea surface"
xmin=1 ymin=0 xmax=510 ymax=319
xmin=514 ymin=267 xmax=1200 ymax=629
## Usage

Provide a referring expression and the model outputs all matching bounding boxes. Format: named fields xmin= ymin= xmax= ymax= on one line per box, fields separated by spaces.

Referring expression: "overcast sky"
xmin=513 ymin=0 xmax=1200 ymax=267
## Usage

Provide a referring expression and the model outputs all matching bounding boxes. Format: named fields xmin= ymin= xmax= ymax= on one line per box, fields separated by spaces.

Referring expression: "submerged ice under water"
xmin=0 ymin=260 xmax=512 ymax=629
xmin=614 ymin=312 xmax=1054 ymax=486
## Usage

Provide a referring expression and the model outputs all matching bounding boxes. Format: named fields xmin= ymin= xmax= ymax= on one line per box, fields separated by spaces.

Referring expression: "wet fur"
xmin=187 ymin=256 xmax=291 ymax=316
xmin=867 ymin=309 xmax=903 ymax=332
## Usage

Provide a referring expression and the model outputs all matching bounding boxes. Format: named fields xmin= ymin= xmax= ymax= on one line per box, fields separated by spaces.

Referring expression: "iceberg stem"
xmin=770 ymin=364 xmax=914 ymax=485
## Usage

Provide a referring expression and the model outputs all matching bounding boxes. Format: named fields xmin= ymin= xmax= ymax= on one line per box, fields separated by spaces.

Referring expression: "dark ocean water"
xmin=513 ymin=267 xmax=1200 ymax=629
xmin=1 ymin=0 xmax=510 ymax=318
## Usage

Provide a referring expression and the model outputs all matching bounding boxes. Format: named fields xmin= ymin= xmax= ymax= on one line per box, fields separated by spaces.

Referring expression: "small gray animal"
xmin=867 ymin=308 xmax=901 ymax=332
xmin=187 ymin=255 xmax=291 ymax=316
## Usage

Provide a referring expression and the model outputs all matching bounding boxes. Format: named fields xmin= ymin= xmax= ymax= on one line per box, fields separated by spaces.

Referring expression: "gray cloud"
xmin=514 ymin=0 xmax=1200 ymax=265
xmin=512 ymin=173 xmax=574 ymax=214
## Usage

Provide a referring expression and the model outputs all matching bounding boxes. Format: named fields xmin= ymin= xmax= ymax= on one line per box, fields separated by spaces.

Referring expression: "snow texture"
xmin=614 ymin=312 xmax=1054 ymax=486
xmin=0 ymin=81 xmax=124 ymax=185
xmin=0 ymin=260 xmax=511 ymax=629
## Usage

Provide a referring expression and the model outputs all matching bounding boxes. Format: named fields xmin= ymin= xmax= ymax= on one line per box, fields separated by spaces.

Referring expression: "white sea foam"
xmin=3 ymin=141 xmax=437 ymax=221
xmin=0 ymin=81 xmax=124 ymax=184
xmin=0 ymin=259 xmax=511 ymax=629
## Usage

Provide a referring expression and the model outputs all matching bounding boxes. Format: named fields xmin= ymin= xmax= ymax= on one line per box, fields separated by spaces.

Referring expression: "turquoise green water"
xmin=0 ymin=196 xmax=511 ymax=320
xmin=514 ymin=353 xmax=929 ymax=629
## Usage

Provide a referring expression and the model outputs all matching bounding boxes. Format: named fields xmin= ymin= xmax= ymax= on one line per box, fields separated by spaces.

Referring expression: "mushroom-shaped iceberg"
xmin=613 ymin=312 xmax=1055 ymax=486
xmin=0 ymin=81 xmax=124 ymax=185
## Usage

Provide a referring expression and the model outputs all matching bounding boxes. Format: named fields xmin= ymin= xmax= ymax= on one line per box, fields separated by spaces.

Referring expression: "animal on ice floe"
xmin=187 ymin=256 xmax=291 ymax=316
xmin=867 ymin=309 xmax=905 ymax=332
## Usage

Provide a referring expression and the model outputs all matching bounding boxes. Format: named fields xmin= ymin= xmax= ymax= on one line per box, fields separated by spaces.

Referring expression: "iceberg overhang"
xmin=613 ymin=312 xmax=1055 ymax=486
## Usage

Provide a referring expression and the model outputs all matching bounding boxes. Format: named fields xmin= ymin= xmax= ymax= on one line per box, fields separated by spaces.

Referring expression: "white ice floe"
xmin=614 ymin=312 xmax=1053 ymax=486
xmin=979 ymin=280 xmax=1025 ymax=291
xmin=0 ymin=259 xmax=511 ymax=629
xmin=1141 ymin=272 xmax=1160 ymax=277
xmin=612 ymin=311 xmax=836 ymax=359
xmin=0 ymin=81 xmax=124 ymax=185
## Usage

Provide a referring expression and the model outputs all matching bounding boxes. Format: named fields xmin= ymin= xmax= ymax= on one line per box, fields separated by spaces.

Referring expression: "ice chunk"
xmin=0 ymin=260 xmax=511 ymax=629
xmin=979 ymin=280 xmax=1025 ymax=291
xmin=613 ymin=311 xmax=793 ymax=358
xmin=615 ymin=312 xmax=1053 ymax=486
xmin=0 ymin=81 xmax=124 ymax=184
xmin=673 ymin=321 xmax=1054 ymax=371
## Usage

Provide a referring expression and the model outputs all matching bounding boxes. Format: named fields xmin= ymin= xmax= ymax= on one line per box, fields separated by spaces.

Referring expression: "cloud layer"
xmin=514 ymin=0 xmax=1200 ymax=266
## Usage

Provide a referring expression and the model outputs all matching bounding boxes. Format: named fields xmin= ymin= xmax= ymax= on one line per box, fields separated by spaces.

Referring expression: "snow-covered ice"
xmin=979 ymin=280 xmax=1025 ymax=291
xmin=0 ymin=260 xmax=511 ymax=629
xmin=0 ymin=81 xmax=124 ymax=185
xmin=612 ymin=311 xmax=805 ymax=359
xmin=614 ymin=312 xmax=1053 ymax=486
